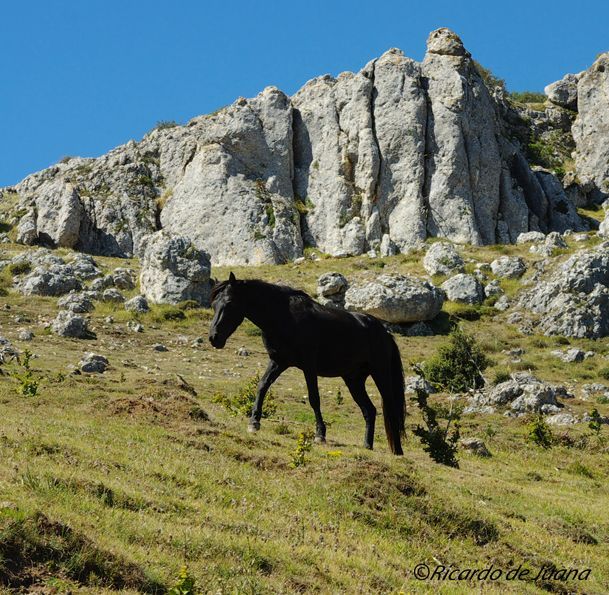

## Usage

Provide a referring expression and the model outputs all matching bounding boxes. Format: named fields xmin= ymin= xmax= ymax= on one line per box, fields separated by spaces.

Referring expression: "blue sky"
xmin=1 ymin=0 xmax=607 ymax=187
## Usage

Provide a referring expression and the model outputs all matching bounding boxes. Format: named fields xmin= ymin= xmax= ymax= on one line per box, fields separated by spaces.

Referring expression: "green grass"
xmin=0 ymin=239 xmax=608 ymax=592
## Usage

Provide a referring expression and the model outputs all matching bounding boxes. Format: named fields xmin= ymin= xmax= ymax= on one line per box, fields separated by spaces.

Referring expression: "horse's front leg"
xmin=249 ymin=359 xmax=285 ymax=432
xmin=304 ymin=371 xmax=326 ymax=443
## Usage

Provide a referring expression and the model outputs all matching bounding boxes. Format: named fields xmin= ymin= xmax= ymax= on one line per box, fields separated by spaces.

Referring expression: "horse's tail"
xmin=381 ymin=335 xmax=406 ymax=455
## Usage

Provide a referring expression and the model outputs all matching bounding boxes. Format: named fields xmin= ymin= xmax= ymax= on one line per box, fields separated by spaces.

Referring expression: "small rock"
xmin=441 ymin=274 xmax=485 ymax=305
xmin=104 ymin=316 xmax=114 ymax=324
xmin=236 ymin=347 xmax=250 ymax=356
xmin=102 ymin=288 xmax=125 ymax=303
xmin=18 ymin=329 xmax=34 ymax=342
xmin=516 ymin=231 xmax=546 ymax=244
xmin=153 ymin=343 xmax=168 ymax=352
xmin=125 ymin=295 xmax=149 ymax=313
xmin=52 ymin=311 xmax=90 ymax=339
xmin=127 ymin=321 xmax=144 ymax=333
xmin=546 ymin=412 xmax=579 ymax=426
xmin=490 ymin=256 xmax=527 ymax=279
xmin=423 ymin=242 xmax=464 ymax=276
xmin=494 ymin=295 xmax=511 ymax=311
xmin=80 ymin=352 xmax=109 ymax=373
xmin=460 ymin=437 xmax=491 ymax=457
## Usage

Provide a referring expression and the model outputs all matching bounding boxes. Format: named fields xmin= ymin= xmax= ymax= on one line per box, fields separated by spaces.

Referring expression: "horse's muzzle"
xmin=208 ymin=333 xmax=226 ymax=349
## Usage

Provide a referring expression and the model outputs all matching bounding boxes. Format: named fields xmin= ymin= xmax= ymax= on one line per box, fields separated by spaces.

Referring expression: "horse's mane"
xmin=210 ymin=278 xmax=312 ymax=304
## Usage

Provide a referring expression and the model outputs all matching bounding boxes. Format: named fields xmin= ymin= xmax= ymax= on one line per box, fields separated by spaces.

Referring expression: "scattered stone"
xmin=104 ymin=316 xmax=114 ymax=324
xmin=490 ymin=256 xmax=526 ymax=279
xmin=404 ymin=376 xmax=436 ymax=394
xmin=124 ymin=295 xmax=149 ymax=313
xmin=344 ymin=274 xmax=444 ymax=323
xmin=546 ymin=412 xmax=579 ymax=426
xmin=90 ymin=276 xmax=114 ymax=292
xmin=57 ymin=292 xmax=95 ymax=313
xmin=422 ymin=242 xmax=464 ymax=276
xmin=494 ymin=295 xmax=511 ymax=311
xmin=127 ymin=321 xmax=144 ymax=333
xmin=17 ymin=329 xmax=34 ymax=342
xmin=529 ymin=232 xmax=567 ymax=256
xmin=80 ymin=353 xmax=109 ymax=373
xmin=517 ymin=231 xmax=546 ymax=244
xmin=0 ymin=337 xmax=19 ymax=363
xmin=52 ymin=311 xmax=90 ymax=338
xmin=460 ymin=437 xmax=491 ymax=457
xmin=112 ymin=268 xmax=136 ymax=290
xmin=70 ymin=254 xmax=101 ymax=280
xmin=236 ymin=347 xmax=250 ymax=357
xmin=317 ymin=272 xmax=349 ymax=307
xmin=102 ymin=288 xmax=125 ymax=303
xmin=19 ymin=265 xmax=82 ymax=297
xmin=484 ymin=280 xmax=503 ymax=298
xmin=153 ymin=343 xmax=168 ymax=352
xmin=441 ymin=274 xmax=485 ymax=305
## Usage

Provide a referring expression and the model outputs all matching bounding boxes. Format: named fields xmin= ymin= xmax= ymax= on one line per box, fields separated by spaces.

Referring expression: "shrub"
xmin=9 ymin=350 xmax=42 ymax=397
xmin=473 ymin=60 xmax=506 ymax=91
xmin=211 ymin=373 xmax=276 ymax=418
xmin=411 ymin=387 xmax=460 ymax=468
xmin=155 ymin=120 xmax=178 ymax=131
xmin=599 ymin=367 xmax=609 ymax=381
xmin=492 ymin=369 xmax=511 ymax=385
xmin=8 ymin=261 xmax=31 ymax=276
xmin=527 ymin=415 xmax=553 ymax=448
xmin=169 ymin=566 xmax=196 ymax=595
xmin=510 ymin=91 xmax=547 ymax=104
xmin=152 ymin=306 xmax=185 ymax=322
xmin=290 ymin=430 xmax=314 ymax=468
xmin=422 ymin=327 xmax=489 ymax=392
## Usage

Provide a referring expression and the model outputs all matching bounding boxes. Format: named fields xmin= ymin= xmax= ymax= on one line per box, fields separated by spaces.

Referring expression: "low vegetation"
xmin=0 ymin=238 xmax=608 ymax=593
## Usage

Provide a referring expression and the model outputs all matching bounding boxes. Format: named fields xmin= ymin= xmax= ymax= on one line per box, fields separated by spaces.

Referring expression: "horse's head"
xmin=209 ymin=272 xmax=245 ymax=349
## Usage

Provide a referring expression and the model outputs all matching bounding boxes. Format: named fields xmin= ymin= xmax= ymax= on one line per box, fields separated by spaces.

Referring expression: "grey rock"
xmin=317 ymin=272 xmax=348 ymax=307
xmin=544 ymin=74 xmax=578 ymax=109
xmin=19 ymin=264 xmax=81 ymax=297
xmin=139 ymin=230 xmax=212 ymax=306
xmin=423 ymin=242 xmax=465 ymax=276
xmin=460 ymin=437 xmax=491 ymax=457
xmin=18 ymin=329 xmax=34 ymax=341
xmin=441 ymin=273 xmax=484 ymax=305
xmin=546 ymin=412 xmax=579 ymax=426
xmin=102 ymin=288 xmax=125 ymax=303
xmin=124 ymin=295 xmax=149 ymax=313
xmin=573 ymin=53 xmax=609 ymax=202
xmin=52 ymin=311 xmax=90 ymax=338
xmin=529 ymin=231 xmax=567 ymax=256
xmin=344 ymin=274 xmax=444 ymax=323
xmin=57 ymin=292 xmax=95 ymax=313
xmin=70 ymin=254 xmax=101 ymax=280
xmin=153 ymin=343 xmax=168 ymax=352
xmin=494 ymin=295 xmax=511 ymax=311
xmin=80 ymin=352 xmax=109 ymax=373
xmin=484 ymin=280 xmax=503 ymax=297
xmin=490 ymin=256 xmax=526 ymax=279
xmin=127 ymin=321 xmax=144 ymax=333
xmin=90 ymin=275 xmax=114 ymax=292
xmin=112 ymin=268 xmax=136 ymax=290
xmin=0 ymin=337 xmax=19 ymax=363
xmin=517 ymin=231 xmax=546 ymax=244
xmin=236 ymin=347 xmax=250 ymax=357
xmin=404 ymin=375 xmax=436 ymax=394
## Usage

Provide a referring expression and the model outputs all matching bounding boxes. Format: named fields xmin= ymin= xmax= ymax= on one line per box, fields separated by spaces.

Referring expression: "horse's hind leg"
xmin=343 ymin=374 xmax=377 ymax=450
xmin=304 ymin=371 xmax=326 ymax=443
xmin=249 ymin=359 xmax=285 ymax=432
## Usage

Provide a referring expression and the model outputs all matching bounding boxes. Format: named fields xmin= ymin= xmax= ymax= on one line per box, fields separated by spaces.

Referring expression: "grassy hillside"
xmin=0 ymin=238 xmax=608 ymax=594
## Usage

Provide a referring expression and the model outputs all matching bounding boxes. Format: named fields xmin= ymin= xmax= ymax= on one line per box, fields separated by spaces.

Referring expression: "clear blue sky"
xmin=1 ymin=0 xmax=607 ymax=187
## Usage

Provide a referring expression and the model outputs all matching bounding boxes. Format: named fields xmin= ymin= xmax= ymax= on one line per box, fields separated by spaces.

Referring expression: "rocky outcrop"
xmin=519 ymin=243 xmax=609 ymax=338
xmin=344 ymin=274 xmax=444 ymax=323
xmin=572 ymin=52 xmax=609 ymax=203
xmin=139 ymin=230 xmax=212 ymax=306
xmin=4 ymin=28 xmax=596 ymax=265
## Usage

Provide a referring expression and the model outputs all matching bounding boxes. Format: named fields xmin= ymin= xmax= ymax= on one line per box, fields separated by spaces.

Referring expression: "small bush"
xmin=152 ymin=306 xmax=185 ymax=322
xmin=510 ymin=91 xmax=546 ymax=104
xmin=211 ymin=374 xmax=276 ymax=418
xmin=411 ymin=387 xmax=460 ymax=468
xmin=169 ymin=566 xmax=196 ymax=595
xmin=290 ymin=430 xmax=314 ymax=468
xmin=9 ymin=350 xmax=42 ymax=397
xmin=178 ymin=300 xmax=200 ymax=311
xmin=423 ymin=327 xmax=489 ymax=392
xmin=599 ymin=367 xmax=609 ymax=381
xmin=527 ymin=415 xmax=553 ymax=449
xmin=155 ymin=120 xmax=178 ymax=131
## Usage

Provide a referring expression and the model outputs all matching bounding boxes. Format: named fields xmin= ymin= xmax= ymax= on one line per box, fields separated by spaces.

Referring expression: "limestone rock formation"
xmin=5 ymin=28 xmax=602 ymax=265
xmin=423 ymin=242 xmax=464 ymax=276
xmin=139 ymin=230 xmax=212 ymax=306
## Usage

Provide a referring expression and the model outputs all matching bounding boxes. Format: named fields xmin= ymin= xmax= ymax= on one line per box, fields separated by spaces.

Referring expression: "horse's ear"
xmin=229 ymin=272 xmax=237 ymax=284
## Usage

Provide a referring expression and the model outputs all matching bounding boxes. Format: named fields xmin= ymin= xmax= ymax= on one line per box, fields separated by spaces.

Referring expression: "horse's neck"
xmin=241 ymin=282 xmax=284 ymax=333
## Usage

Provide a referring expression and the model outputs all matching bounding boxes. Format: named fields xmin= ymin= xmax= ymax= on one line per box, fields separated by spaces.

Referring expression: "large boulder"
xmin=344 ymin=274 xmax=444 ymax=323
xmin=19 ymin=265 xmax=81 ymax=296
xmin=441 ymin=274 xmax=485 ymax=305
xmin=544 ymin=74 xmax=578 ymax=110
xmin=423 ymin=242 xmax=464 ymax=276
xmin=139 ymin=231 xmax=212 ymax=306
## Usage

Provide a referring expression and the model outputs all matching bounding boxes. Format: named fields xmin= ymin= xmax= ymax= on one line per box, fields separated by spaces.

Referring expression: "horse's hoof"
xmin=248 ymin=422 xmax=260 ymax=433
xmin=314 ymin=435 xmax=326 ymax=444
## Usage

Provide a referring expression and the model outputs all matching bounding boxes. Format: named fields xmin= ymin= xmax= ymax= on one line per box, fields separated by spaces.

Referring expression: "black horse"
xmin=208 ymin=273 xmax=406 ymax=455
